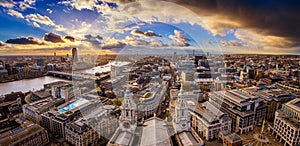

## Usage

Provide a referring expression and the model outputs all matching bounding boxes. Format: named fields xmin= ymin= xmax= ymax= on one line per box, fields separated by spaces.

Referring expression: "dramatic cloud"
xmin=82 ymin=34 xmax=103 ymax=46
xmin=3 ymin=0 xmax=299 ymax=55
xmin=7 ymin=9 xmax=24 ymax=19
xmin=25 ymin=13 xmax=55 ymax=26
xmin=64 ymin=36 xmax=76 ymax=42
xmin=0 ymin=0 xmax=15 ymax=8
xmin=105 ymin=0 xmax=299 ymax=50
xmin=163 ymin=0 xmax=300 ymax=48
xmin=131 ymin=29 xmax=162 ymax=38
xmin=169 ymin=30 xmax=190 ymax=46
xmin=84 ymin=34 xmax=103 ymax=40
xmin=6 ymin=37 xmax=43 ymax=45
xmin=1 ymin=33 xmax=82 ymax=55
xmin=100 ymin=34 xmax=186 ymax=50
xmin=43 ymin=32 xmax=65 ymax=43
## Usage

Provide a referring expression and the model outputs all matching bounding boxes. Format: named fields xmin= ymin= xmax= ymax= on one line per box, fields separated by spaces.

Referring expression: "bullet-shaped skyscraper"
xmin=72 ymin=48 xmax=78 ymax=62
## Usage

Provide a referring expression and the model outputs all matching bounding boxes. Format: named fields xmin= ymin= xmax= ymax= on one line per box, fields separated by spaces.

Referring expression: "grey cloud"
xmin=84 ymin=34 xmax=103 ymax=40
xmin=64 ymin=36 xmax=75 ymax=42
xmin=83 ymin=34 xmax=103 ymax=46
xmin=131 ymin=29 xmax=162 ymax=38
xmin=43 ymin=32 xmax=65 ymax=43
xmin=6 ymin=36 xmax=43 ymax=45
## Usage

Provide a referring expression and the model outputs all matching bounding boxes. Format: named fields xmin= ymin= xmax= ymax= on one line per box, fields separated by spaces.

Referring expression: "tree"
xmin=114 ymin=98 xmax=123 ymax=106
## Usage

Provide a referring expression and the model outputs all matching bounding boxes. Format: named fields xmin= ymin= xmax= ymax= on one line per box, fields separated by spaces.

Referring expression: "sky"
xmin=0 ymin=0 xmax=299 ymax=55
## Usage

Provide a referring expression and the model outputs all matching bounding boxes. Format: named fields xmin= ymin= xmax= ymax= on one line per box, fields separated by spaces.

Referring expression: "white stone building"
xmin=269 ymin=98 xmax=300 ymax=146
xmin=190 ymin=102 xmax=232 ymax=141
xmin=65 ymin=118 xmax=98 ymax=146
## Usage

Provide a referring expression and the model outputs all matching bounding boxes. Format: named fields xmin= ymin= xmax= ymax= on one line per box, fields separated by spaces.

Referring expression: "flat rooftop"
xmin=0 ymin=121 xmax=45 ymax=145
xmin=277 ymin=110 xmax=300 ymax=128
xmin=57 ymin=98 xmax=90 ymax=114
xmin=66 ymin=118 xmax=88 ymax=133
xmin=214 ymin=89 xmax=258 ymax=106
xmin=82 ymin=104 xmax=115 ymax=120
xmin=225 ymin=133 xmax=242 ymax=143
xmin=286 ymin=98 xmax=300 ymax=112
xmin=32 ymin=89 xmax=51 ymax=99
xmin=294 ymin=101 xmax=300 ymax=108
xmin=27 ymin=97 xmax=52 ymax=109
xmin=178 ymin=131 xmax=204 ymax=146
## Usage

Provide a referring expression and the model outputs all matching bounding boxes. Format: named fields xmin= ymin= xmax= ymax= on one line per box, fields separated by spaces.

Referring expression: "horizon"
xmin=0 ymin=0 xmax=299 ymax=55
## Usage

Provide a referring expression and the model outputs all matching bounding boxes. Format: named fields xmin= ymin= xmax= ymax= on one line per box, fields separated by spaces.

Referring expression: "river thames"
xmin=0 ymin=61 xmax=130 ymax=95
xmin=0 ymin=76 xmax=69 ymax=95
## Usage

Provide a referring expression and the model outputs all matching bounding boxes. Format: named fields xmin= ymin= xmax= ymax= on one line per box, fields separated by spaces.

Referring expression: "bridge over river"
xmin=47 ymin=71 xmax=110 ymax=81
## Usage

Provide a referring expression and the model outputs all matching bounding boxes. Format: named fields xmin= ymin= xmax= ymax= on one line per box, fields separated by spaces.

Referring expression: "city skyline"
xmin=1 ymin=1 xmax=300 ymax=145
xmin=0 ymin=0 xmax=299 ymax=55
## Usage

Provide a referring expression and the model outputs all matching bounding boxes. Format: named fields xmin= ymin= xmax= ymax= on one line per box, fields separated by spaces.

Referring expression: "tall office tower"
xmin=0 ymin=60 xmax=4 ymax=70
xmin=72 ymin=48 xmax=78 ymax=62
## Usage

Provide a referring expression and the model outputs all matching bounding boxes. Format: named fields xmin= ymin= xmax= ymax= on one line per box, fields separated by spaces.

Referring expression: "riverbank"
xmin=0 ymin=74 xmax=47 ymax=84
xmin=0 ymin=76 xmax=69 ymax=95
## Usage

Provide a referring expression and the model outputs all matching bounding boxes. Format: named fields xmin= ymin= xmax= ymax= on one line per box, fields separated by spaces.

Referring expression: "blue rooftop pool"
xmin=58 ymin=98 xmax=89 ymax=114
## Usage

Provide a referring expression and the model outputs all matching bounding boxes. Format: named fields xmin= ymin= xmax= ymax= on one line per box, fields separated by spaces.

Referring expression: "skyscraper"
xmin=72 ymin=48 xmax=78 ymax=62
xmin=0 ymin=60 xmax=4 ymax=70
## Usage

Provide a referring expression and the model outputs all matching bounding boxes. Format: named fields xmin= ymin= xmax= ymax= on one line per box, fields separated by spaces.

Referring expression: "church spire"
xmin=173 ymin=85 xmax=191 ymax=133
xmin=121 ymin=88 xmax=137 ymax=125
